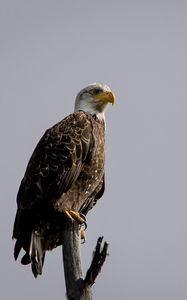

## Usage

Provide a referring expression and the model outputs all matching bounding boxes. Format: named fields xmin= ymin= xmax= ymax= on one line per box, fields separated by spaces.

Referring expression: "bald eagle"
xmin=13 ymin=83 xmax=115 ymax=277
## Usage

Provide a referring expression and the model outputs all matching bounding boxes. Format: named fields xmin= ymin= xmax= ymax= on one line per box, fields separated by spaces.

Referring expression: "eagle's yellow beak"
xmin=95 ymin=91 xmax=115 ymax=106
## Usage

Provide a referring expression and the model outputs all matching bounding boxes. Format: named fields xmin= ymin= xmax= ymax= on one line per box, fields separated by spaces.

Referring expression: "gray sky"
xmin=1 ymin=0 xmax=187 ymax=299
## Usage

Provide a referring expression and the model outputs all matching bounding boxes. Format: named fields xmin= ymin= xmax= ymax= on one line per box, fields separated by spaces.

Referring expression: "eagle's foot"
xmin=69 ymin=210 xmax=86 ymax=225
xmin=63 ymin=210 xmax=87 ymax=243
xmin=63 ymin=210 xmax=86 ymax=225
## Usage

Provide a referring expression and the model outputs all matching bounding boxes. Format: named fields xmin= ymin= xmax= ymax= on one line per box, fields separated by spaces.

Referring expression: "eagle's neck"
xmin=74 ymin=102 xmax=106 ymax=122
xmin=75 ymin=109 xmax=106 ymax=124
xmin=92 ymin=112 xmax=106 ymax=123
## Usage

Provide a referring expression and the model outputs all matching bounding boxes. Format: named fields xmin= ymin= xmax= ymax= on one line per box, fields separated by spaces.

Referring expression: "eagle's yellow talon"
xmin=63 ymin=210 xmax=74 ymax=222
xmin=63 ymin=210 xmax=86 ymax=226
xmin=69 ymin=210 xmax=85 ymax=224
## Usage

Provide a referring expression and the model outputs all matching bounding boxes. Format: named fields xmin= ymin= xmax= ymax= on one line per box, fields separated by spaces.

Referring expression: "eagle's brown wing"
xmin=15 ymin=111 xmax=93 ymax=211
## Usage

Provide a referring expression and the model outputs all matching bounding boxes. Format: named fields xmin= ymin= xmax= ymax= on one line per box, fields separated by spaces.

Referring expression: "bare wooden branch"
xmin=84 ymin=237 xmax=109 ymax=287
xmin=62 ymin=222 xmax=109 ymax=300
xmin=62 ymin=221 xmax=90 ymax=300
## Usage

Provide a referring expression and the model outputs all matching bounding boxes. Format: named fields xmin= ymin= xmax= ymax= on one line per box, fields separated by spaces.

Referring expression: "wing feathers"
xmin=17 ymin=112 xmax=93 ymax=209
xmin=29 ymin=231 xmax=45 ymax=278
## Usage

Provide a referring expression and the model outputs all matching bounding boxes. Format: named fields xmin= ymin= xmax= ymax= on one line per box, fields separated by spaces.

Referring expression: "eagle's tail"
xmin=29 ymin=231 xmax=46 ymax=278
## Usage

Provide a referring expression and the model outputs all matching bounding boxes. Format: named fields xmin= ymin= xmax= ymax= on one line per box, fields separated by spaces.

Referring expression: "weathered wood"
xmin=62 ymin=222 xmax=109 ymax=300
xmin=84 ymin=237 xmax=109 ymax=287
xmin=62 ymin=222 xmax=92 ymax=300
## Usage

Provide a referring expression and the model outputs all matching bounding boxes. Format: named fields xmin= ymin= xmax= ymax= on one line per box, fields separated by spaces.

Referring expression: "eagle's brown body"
xmin=13 ymin=111 xmax=105 ymax=274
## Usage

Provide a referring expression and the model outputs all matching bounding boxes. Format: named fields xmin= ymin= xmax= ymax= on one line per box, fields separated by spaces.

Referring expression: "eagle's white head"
xmin=74 ymin=83 xmax=115 ymax=120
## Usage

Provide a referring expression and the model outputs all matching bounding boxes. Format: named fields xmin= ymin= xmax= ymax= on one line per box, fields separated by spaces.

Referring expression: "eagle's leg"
xmin=63 ymin=210 xmax=87 ymax=243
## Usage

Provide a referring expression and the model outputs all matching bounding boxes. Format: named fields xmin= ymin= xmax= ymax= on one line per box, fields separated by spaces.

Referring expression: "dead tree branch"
xmin=62 ymin=222 xmax=109 ymax=300
xmin=84 ymin=236 xmax=109 ymax=287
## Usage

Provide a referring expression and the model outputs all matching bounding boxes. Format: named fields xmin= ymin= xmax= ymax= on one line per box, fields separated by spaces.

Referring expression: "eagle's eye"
xmin=94 ymin=88 xmax=102 ymax=95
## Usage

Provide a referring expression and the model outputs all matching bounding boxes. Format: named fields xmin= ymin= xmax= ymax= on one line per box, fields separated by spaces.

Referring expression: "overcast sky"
xmin=1 ymin=0 xmax=187 ymax=299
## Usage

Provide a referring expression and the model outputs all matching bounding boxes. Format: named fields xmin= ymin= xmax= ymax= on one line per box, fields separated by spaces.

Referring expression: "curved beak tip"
xmin=108 ymin=91 xmax=115 ymax=106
